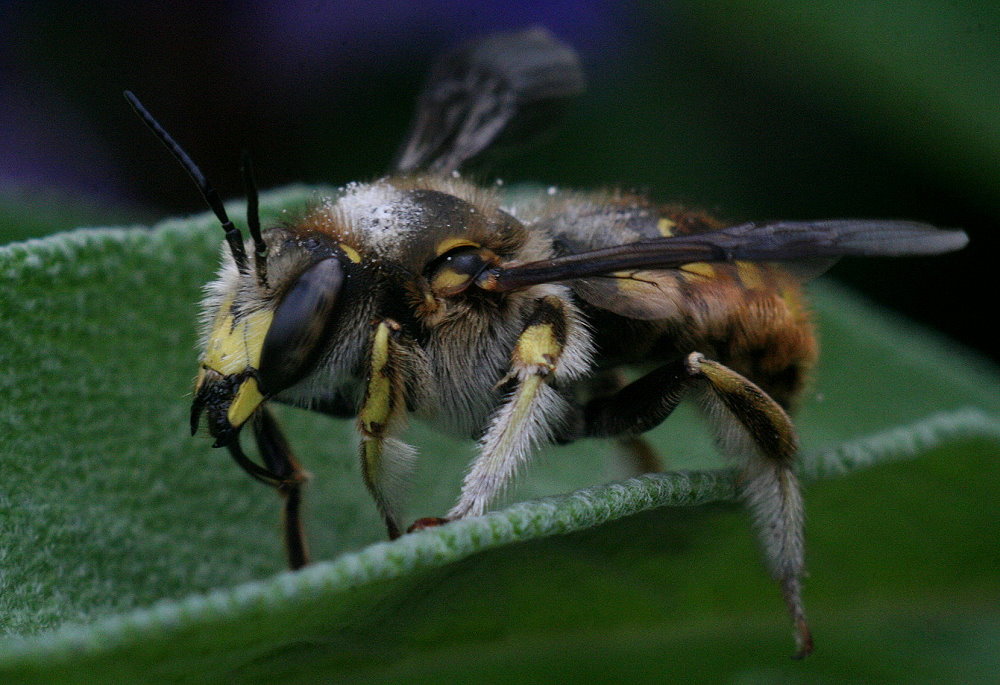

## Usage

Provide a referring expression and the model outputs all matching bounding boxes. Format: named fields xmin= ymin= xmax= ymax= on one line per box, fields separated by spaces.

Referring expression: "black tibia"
xmin=577 ymin=358 xmax=695 ymax=439
xmin=569 ymin=370 xmax=665 ymax=473
xmin=245 ymin=408 xmax=310 ymax=570
xmin=569 ymin=353 xmax=796 ymax=459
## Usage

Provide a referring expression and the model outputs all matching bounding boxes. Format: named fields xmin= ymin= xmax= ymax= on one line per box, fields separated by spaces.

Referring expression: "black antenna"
xmin=123 ymin=90 xmax=248 ymax=271
xmin=241 ymin=150 xmax=267 ymax=286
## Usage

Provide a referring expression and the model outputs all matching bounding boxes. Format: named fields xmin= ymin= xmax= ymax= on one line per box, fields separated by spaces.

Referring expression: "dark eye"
xmin=258 ymin=257 xmax=343 ymax=395
xmin=427 ymin=247 xmax=491 ymax=295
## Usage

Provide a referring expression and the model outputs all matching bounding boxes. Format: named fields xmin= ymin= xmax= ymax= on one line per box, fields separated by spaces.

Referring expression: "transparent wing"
xmin=393 ymin=28 xmax=584 ymax=174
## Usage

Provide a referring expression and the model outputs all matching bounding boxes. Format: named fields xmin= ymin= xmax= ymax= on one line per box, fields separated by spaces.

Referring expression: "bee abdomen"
xmin=587 ymin=270 xmax=817 ymax=410
xmin=681 ymin=276 xmax=817 ymax=409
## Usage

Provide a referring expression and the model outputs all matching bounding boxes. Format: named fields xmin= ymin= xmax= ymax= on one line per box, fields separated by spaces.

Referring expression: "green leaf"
xmin=1 ymin=186 xmax=998 ymax=682
xmin=0 ymin=187 xmax=137 ymax=245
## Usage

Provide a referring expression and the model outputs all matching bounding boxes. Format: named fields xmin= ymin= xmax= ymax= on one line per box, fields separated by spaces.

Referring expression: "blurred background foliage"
xmin=1 ymin=0 xmax=996 ymax=361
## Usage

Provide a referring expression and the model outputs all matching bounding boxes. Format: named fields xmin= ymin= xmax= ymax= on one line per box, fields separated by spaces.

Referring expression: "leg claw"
xmin=406 ymin=517 xmax=451 ymax=533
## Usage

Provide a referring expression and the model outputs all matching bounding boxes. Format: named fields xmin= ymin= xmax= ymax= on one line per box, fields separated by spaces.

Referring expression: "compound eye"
xmin=258 ymin=257 xmax=343 ymax=395
xmin=428 ymin=246 xmax=493 ymax=295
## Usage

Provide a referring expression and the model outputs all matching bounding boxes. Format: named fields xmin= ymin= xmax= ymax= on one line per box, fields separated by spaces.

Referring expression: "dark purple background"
xmin=2 ymin=1 xmax=995 ymax=362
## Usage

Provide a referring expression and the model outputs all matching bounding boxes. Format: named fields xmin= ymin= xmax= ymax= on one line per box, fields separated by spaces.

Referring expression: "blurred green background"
xmin=1 ymin=0 xmax=996 ymax=361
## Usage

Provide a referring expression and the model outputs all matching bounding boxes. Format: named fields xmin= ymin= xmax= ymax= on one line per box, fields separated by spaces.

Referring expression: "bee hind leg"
xmin=573 ymin=352 xmax=812 ymax=658
xmin=693 ymin=354 xmax=812 ymax=659
xmin=616 ymin=435 xmax=664 ymax=474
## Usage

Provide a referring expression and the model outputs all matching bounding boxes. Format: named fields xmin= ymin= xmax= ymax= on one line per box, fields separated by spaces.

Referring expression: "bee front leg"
xmin=358 ymin=319 xmax=417 ymax=540
xmin=575 ymin=352 xmax=812 ymax=658
xmin=447 ymin=296 xmax=577 ymax=520
xmin=250 ymin=408 xmax=311 ymax=570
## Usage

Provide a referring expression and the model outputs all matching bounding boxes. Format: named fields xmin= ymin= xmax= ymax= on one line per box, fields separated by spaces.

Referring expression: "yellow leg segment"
xmin=448 ymin=297 xmax=569 ymax=520
xmin=358 ymin=319 xmax=413 ymax=539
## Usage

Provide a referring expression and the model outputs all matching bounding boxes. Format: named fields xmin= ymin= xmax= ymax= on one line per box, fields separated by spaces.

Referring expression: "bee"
xmin=126 ymin=28 xmax=967 ymax=658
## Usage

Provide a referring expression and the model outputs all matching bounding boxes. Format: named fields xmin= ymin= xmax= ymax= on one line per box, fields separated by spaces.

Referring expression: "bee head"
xmin=125 ymin=91 xmax=549 ymax=448
xmin=191 ymin=242 xmax=347 ymax=446
xmin=123 ymin=92 xmax=360 ymax=446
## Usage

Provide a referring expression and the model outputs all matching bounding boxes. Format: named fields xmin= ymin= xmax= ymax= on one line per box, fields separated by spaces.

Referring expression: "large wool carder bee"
xmin=127 ymin=29 xmax=967 ymax=658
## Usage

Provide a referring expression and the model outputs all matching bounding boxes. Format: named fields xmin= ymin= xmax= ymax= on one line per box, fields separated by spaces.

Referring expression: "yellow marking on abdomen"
xmin=657 ymin=217 xmax=676 ymax=237
xmin=736 ymin=262 xmax=764 ymax=290
xmin=680 ymin=262 xmax=715 ymax=280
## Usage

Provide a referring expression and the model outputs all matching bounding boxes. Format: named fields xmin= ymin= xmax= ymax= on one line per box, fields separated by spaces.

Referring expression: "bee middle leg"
xmin=568 ymin=352 xmax=812 ymax=658
xmin=446 ymin=296 xmax=580 ymax=521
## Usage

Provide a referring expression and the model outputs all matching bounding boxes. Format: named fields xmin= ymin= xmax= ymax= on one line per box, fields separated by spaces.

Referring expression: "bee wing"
xmin=483 ymin=219 xmax=969 ymax=298
xmin=571 ymin=270 xmax=691 ymax=320
xmin=393 ymin=28 xmax=584 ymax=174
xmin=568 ymin=260 xmax=835 ymax=320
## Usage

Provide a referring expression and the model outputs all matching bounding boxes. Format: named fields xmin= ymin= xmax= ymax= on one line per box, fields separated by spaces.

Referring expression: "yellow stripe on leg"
xmin=356 ymin=319 xmax=409 ymax=539
xmin=360 ymin=321 xmax=395 ymax=437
